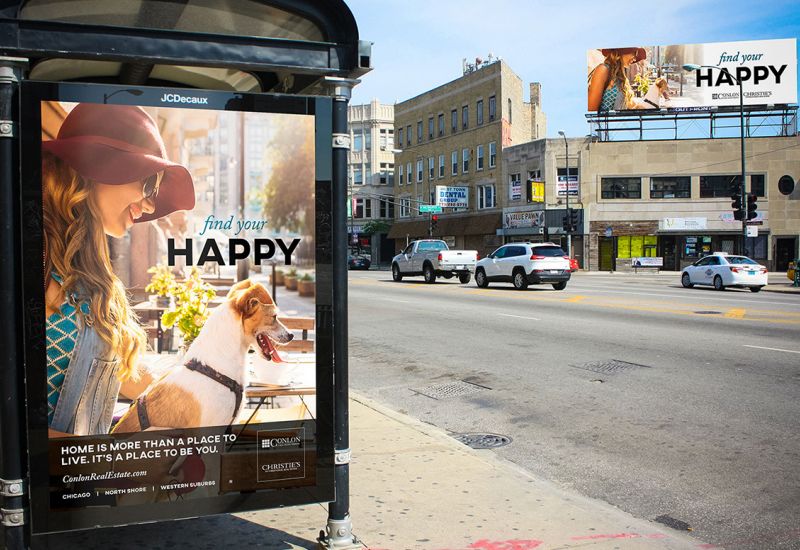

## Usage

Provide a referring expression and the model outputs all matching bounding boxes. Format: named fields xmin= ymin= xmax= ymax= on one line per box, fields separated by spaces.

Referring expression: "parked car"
xmin=348 ymin=255 xmax=371 ymax=270
xmin=391 ymin=239 xmax=477 ymax=284
xmin=569 ymin=257 xmax=579 ymax=272
xmin=475 ymin=242 xmax=571 ymax=290
xmin=681 ymin=252 xmax=767 ymax=292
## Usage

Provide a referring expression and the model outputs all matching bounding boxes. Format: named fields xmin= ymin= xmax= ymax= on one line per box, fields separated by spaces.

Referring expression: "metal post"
xmin=560 ymin=134 xmax=571 ymax=257
xmin=0 ymin=56 xmax=28 ymax=550
xmin=236 ymin=111 xmax=249 ymax=282
xmin=319 ymin=77 xmax=361 ymax=550
xmin=738 ymin=76 xmax=747 ymax=257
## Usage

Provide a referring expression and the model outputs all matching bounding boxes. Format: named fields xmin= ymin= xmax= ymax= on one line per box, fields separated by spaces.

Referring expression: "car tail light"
xmin=438 ymin=253 xmax=442 ymax=261
xmin=563 ymin=255 xmax=569 ymax=260
xmin=729 ymin=266 xmax=741 ymax=273
xmin=530 ymin=254 xmax=545 ymax=260
xmin=476 ymin=253 xmax=481 ymax=261
xmin=760 ymin=267 xmax=768 ymax=273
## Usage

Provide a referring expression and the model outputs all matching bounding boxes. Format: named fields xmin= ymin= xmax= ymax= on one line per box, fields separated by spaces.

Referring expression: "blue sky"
xmin=347 ymin=0 xmax=800 ymax=138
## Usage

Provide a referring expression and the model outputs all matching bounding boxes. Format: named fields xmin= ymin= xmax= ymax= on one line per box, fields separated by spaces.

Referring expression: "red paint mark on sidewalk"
xmin=469 ymin=539 xmax=544 ymax=550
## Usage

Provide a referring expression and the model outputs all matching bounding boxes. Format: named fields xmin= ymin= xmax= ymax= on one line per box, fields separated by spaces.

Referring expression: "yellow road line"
xmin=564 ymin=295 xmax=587 ymax=303
xmin=724 ymin=308 xmax=747 ymax=319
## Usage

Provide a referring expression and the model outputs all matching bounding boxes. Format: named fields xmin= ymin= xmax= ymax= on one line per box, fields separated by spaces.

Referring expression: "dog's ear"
xmin=231 ymin=284 xmax=274 ymax=319
xmin=227 ymin=279 xmax=253 ymax=299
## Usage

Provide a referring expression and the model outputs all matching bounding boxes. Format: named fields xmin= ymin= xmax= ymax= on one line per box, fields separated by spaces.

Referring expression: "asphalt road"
xmin=347 ymin=270 xmax=800 ymax=550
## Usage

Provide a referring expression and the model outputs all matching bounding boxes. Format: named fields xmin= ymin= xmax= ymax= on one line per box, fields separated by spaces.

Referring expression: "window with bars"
xmin=650 ymin=176 xmax=690 ymax=199
xmin=601 ymin=177 xmax=641 ymax=199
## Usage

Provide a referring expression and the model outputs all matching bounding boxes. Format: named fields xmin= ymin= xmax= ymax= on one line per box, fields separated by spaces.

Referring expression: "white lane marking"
xmin=498 ymin=313 xmax=541 ymax=321
xmin=743 ymin=345 xmax=800 ymax=355
xmin=379 ymin=298 xmax=412 ymax=304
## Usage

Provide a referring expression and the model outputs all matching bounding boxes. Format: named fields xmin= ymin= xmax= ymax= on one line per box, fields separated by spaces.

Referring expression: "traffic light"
xmin=569 ymin=208 xmax=579 ymax=232
xmin=430 ymin=214 xmax=439 ymax=233
xmin=731 ymin=190 xmax=744 ymax=221
xmin=746 ymin=193 xmax=758 ymax=220
xmin=562 ymin=212 xmax=571 ymax=232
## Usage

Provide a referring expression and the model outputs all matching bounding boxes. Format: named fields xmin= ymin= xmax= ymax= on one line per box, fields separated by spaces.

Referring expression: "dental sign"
xmin=436 ymin=185 xmax=469 ymax=208
xmin=587 ymin=38 xmax=797 ymax=112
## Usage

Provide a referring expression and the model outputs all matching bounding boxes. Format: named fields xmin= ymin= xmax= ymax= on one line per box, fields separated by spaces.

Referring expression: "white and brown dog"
xmin=112 ymin=280 xmax=293 ymax=433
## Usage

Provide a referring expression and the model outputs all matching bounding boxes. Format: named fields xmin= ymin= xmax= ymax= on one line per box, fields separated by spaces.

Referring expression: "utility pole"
xmin=558 ymin=131 xmax=571 ymax=256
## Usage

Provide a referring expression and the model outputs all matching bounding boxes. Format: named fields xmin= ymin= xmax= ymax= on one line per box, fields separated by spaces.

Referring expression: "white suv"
xmin=475 ymin=243 xmax=571 ymax=290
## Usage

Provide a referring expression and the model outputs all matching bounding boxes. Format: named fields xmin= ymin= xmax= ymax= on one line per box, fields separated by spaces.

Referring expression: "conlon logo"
xmin=160 ymin=93 xmax=209 ymax=104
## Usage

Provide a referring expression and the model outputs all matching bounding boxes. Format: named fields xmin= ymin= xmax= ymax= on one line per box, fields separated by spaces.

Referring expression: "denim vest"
xmin=49 ymin=315 xmax=121 ymax=436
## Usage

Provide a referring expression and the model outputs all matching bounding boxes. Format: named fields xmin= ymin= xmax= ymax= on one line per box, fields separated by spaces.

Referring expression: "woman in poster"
xmin=42 ymin=103 xmax=195 ymax=437
xmin=587 ymin=47 xmax=648 ymax=112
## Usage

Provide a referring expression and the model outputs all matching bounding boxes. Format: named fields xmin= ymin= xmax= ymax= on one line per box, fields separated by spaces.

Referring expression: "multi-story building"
xmin=348 ymin=100 xmax=395 ymax=265
xmin=388 ymin=59 xmax=546 ymax=255
xmin=503 ymin=131 xmax=800 ymax=272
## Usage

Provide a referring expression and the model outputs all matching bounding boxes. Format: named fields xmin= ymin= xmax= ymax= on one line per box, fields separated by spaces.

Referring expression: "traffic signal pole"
xmin=737 ymin=73 xmax=747 ymax=256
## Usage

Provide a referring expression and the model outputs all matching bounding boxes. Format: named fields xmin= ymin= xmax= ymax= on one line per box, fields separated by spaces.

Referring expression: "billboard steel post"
xmin=0 ymin=56 xmax=27 ymax=550
xmin=320 ymin=77 xmax=361 ymax=550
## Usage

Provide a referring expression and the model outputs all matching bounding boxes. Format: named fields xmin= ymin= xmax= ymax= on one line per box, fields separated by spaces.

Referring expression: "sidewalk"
xmin=52 ymin=395 xmax=703 ymax=549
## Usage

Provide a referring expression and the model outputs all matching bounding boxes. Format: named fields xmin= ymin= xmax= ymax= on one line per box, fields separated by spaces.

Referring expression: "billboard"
xmin=435 ymin=185 xmax=469 ymax=208
xmin=587 ymin=38 xmax=797 ymax=112
xmin=21 ymin=82 xmax=334 ymax=533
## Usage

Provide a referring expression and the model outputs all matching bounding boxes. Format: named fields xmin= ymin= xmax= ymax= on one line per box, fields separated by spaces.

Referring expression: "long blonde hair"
xmin=42 ymin=151 xmax=146 ymax=380
xmin=602 ymin=52 xmax=635 ymax=108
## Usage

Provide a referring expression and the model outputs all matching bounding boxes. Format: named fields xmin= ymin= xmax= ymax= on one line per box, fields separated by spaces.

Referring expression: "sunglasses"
xmin=142 ymin=172 xmax=163 ymax=200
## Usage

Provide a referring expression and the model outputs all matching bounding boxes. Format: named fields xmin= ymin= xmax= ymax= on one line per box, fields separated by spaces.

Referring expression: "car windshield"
xmin=531 ymin=246 xmax=566 ymax=257
xmin=727 ymin=256 xmax=758 ymax=265
xmin=418 ymin=241 xmax=448 ymax=252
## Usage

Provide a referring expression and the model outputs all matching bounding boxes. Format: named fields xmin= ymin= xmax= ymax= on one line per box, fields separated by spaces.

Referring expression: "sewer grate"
xmin=571 ymin=359 xmax=651 ymax=375
xmin=454 ymin=433 xmax=512 ymax=449
xmin=654 ymin=514 xmax=692 ymax=531
xmin=413 ymin=380 xmax=489 ymax=400
xmin=694 ymin=310 xmax=722 ymax=315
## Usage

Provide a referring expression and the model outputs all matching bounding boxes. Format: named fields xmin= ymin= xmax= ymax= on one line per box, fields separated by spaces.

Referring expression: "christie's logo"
xmin=160 ymin=93 xmax=209 ymax=105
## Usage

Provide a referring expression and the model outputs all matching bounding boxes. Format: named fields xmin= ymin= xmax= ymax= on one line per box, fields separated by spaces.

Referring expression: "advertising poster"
xmin=529 ymin=180 xmax=544 ymax=203
xmin=21 ymin=83 xmax=334 ymax=533
xmin=556 ymin=175 xmax=579 ymax=197
xmin=587 ymin=38 xmax=797 ymax=112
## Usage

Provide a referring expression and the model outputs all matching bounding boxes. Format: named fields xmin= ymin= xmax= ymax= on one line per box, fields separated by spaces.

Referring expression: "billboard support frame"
xmin=0 ymin=55 xmax=28 ymax=550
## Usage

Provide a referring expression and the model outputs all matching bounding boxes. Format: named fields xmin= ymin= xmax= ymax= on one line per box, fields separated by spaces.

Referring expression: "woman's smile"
xmin=94 ymin=180 xmax=156 ymax=238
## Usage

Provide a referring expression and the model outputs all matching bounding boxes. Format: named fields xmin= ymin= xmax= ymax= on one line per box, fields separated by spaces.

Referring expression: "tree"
xmin=251 ymin=117 xmax=315 ymax=235
xmin=361 ymin=220 xmax=391 ymax=236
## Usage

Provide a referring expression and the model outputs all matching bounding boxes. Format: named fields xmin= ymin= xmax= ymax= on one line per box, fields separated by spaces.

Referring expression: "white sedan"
xmin=681 ymin=253 xmax=768 ymax=292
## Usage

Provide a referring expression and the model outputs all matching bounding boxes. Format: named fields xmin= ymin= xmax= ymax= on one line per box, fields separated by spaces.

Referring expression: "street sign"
xmin=746 ymin=226 xmax=759 ymax=237
xmin=604 ymin=226 xmax=613 ymax=237
xmin=420 ymin=205 xmax=443 ymax=213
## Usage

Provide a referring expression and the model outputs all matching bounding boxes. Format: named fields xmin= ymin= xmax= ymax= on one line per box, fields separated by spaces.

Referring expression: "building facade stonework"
xmin=389 ymin=60 xmax=546 ymax=255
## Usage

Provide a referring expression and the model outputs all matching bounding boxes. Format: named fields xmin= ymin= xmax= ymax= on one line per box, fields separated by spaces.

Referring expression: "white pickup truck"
xmin=391 ymin=240 xmax=478 ymax=284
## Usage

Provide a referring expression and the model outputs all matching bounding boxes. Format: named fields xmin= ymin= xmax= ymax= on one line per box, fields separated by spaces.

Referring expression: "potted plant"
xmin=284 ymin=268 xmax=298 ymax=291
xmin=297 ymin=273 xmax=315 ymax=297
xmin=160 ymin=267 xmax=217 ymax=347
xmin=274 ymin=268 xmax=285 ymax=286
xmin=145 ymin=264 xmax=176 ymax=307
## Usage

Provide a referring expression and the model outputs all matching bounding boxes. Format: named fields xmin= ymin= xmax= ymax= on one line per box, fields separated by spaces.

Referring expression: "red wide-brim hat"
xmin=42 ymin=103 xmax=195 ymax=223
xmin=601 ymin=47 xmax=647 ymax=63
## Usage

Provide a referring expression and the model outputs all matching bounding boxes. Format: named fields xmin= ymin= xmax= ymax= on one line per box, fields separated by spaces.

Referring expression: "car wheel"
xmin=681 ymin=273 xmax=694 ymax=288
xmin=750 ymin=286 xmax=762 ymax=293
xmin=391 ymin=264 xmax=403 ymax=282
xmin=458 ymin=272 xmax=472 ymax=284
xmin=475 ymin=268 xmax=489 ymax=288
xmin=713 ymin=275 xmax=725 ymax=291
xmin=512 ymin=268 xmax=528 ymax=290
xmin=423 ymin=263 xmax=436 ymax=284
xmin=552 ymin=281 xmax=567 ymax=290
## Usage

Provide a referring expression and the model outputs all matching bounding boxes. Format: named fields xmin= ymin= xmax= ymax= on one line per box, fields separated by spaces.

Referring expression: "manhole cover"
xmin=694 ymin=311 xmax=722 ymax=315
xmin=572 ymin=359 xmax=651 ymax=375
xmin=454 ymin=433 xmax=512 ymax=449
xmin=413 ymin=380 xmax=489 ymax=400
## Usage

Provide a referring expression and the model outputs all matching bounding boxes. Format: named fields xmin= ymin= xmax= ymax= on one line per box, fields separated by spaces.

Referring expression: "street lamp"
xmin=557 ymin=130 xmax=571 ymax=257
xmin=683 ymin=63 xmax=748 ymax=256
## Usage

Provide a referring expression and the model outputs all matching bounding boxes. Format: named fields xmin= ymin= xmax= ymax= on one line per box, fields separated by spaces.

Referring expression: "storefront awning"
xmin=387 ymin=212 xmax=502 ymax=239
xmin=387 ymin=220 xmax=429 ymax=239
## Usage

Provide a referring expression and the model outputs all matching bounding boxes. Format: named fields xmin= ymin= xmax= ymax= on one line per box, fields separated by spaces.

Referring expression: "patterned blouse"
xmin=46 ymin=273 xmax=88 ymax=423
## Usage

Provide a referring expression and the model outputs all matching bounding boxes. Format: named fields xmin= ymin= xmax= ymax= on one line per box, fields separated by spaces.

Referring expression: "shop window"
xmin=616 ymin=235 xmax=657 ymax=258
xmin=651 ymin=176 xmax=690 ymax=199
xmin=683 ymin=236 xmax=712 ymax=258
xmin=601 ymin=177 xmax=640 ymax=199
xmin=750 ymin=174 xmax=765 ymax=197
xmin=700 ymin=175 xmax=741 ymax=198
xmin=750 ymin=235 xmax=767 ymax=259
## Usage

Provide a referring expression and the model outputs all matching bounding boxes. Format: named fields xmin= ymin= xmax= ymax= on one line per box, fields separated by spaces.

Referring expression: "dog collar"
xmin=185 ymin=358 xmax=243 ymax=422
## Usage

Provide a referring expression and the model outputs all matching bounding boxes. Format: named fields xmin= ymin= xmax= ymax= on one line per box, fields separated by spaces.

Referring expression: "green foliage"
xmin=299 ymin=273 xmax=314 ymax=282
xmin=145 ymin=264 xmax=177 ymax=297
xmin=633 ymin=74 xmax=649 ymax=97
xmin=362 ymin=220 xmax=391 ymax=236
xmin=160 ymin=267 xmax=217 ymax=346
xmin=287 ymin=268 xmax=298 ymax=278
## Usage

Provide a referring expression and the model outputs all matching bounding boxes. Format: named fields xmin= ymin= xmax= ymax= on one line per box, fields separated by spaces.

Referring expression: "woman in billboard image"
xmin=587 ymin=47 xmax=647 ymax=112
xmin=42 ymin=103 xmax=195 ymax=437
